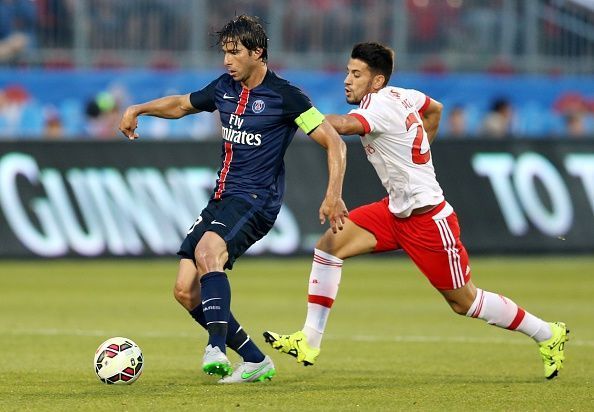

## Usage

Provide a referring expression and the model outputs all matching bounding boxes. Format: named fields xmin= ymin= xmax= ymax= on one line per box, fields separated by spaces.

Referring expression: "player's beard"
xmin=345 ymin=91 xmax=360 ymax=105
xmin=346 ymin=80 xmax=373 ymax=105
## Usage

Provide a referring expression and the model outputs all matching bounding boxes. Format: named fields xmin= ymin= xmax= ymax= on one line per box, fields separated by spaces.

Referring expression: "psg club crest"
xmin=252 ymin=99 xmax=265 ymax=113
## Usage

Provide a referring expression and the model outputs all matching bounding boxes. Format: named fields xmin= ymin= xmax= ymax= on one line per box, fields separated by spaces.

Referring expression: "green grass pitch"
xmin=1 ymin=256 xmax=593 ymax=411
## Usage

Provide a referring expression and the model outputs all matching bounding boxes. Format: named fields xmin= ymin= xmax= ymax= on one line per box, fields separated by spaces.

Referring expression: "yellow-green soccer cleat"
xmin=263 ymin=330 xmax=320 ymax=366
xmin=539 ymin=322 xmax=569 ymax=380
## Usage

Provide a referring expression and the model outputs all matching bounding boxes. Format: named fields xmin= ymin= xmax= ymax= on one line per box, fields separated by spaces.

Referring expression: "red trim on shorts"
xmin=507 ymin=307 xmax=526 ymax=330
xmin=308 ymin=294 xmax=335 ymax=308
xmin=349 ymin=113 xmax=371 ymax=135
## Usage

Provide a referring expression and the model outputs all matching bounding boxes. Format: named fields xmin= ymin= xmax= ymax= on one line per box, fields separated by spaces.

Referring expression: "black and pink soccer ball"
xmin=94 ymin=337 xmax=144 ymax=384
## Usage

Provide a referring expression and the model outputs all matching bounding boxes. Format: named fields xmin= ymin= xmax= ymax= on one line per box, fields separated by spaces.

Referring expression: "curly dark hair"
xmin=217 ymin=14 xmax=268 ymax=62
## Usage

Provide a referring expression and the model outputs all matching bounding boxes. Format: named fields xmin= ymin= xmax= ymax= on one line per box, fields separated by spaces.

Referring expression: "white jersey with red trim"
xmin=348 ymin=86 xmax=444 ymax=218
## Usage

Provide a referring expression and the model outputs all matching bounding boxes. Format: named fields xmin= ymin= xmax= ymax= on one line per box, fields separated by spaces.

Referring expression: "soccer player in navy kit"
xmin=119 ymin=15 xmax=348 ymax=383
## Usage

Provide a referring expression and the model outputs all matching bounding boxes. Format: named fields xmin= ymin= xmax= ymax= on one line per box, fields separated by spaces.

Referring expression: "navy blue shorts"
xmin=177 ymin=196 xmax=276 ymax=270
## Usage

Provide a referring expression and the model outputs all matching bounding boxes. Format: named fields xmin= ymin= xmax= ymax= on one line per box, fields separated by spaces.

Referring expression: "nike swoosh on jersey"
xmin=211 ymin=220 xmax=227 ymax=227
xmin=223 ymin=93 xmax=235 ymax=100
xmin=240 ymin=364 xmax=268 ymax=380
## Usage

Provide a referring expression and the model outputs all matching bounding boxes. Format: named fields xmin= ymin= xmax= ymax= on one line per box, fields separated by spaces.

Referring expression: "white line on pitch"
xmin=2 ymin=328 xmax=593 ymax=347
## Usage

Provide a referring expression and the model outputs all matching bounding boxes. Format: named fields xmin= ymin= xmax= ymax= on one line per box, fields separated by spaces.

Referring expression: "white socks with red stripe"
xmin=466 ymin=288 xmax=552 ymax=342
xmin=302 ymin=249 xmax=343 ymax=349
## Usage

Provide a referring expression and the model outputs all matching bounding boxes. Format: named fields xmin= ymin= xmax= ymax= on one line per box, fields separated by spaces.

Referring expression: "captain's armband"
xmin=295 ymin=107 xmax=325 ymax=134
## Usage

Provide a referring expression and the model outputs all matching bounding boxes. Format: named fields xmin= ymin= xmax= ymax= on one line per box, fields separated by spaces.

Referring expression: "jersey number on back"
xmin=405 ymin=113 xmax=431 ymax=164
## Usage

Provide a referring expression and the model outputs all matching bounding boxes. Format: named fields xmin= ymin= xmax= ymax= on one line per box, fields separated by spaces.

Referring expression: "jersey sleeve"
xmin=348 ymin=93 xmax=391 ymax=135
xmin=189 ymin=78 xmax=218 ymax=112
xmin=279 ymin=85 xmax=324 ymax=134
xmin=407 ymin=89 xmax=431 ymax=115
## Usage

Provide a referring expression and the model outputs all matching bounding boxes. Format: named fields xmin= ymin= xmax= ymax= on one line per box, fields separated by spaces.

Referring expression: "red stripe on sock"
xmin=472 ymin=292 xmax=484 ymax=318
xmin=507 ymin=307 xmax=526 ymax=330
xmin=313 ymin=254 xmax=342 ymax=267
xmin=308 ymin=294 xmax=334 ymax=308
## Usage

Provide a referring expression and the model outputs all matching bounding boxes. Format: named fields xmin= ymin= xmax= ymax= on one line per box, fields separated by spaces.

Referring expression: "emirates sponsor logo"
xmin=221 ymin=125 xmax=262 ymax=146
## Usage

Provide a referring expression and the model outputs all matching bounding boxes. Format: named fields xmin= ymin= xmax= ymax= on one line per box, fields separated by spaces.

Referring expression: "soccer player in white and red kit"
xmin=265 ymin=42 xmax=568 ymax=379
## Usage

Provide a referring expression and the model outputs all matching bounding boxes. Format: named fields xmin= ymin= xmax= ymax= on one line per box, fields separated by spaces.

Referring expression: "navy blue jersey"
xmin=190 ymin=70 xmax=323 ymax=217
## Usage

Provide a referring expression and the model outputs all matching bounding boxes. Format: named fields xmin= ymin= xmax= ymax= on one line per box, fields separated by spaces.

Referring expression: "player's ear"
xmin=252 ymin=47 xmax=264 ymax=61
xmin=372 ymin=74 xmax=386 ymax=91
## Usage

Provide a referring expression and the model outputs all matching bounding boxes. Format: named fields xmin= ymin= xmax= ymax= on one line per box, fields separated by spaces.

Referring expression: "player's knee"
xmin=315 ymin=231 xmax=343 ymax=258
xmin=194 ymin=245 xmax=222 ymax=273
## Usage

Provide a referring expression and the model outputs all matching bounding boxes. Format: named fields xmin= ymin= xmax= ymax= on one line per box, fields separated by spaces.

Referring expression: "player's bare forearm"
xmin=325 ymin=133 xmax=346 ymax=201
xmin=310 ymin=121 xmax=346 ymax=196
xmin=325 ymin=114 xmax=365 ymax=136
xmin=309 ymin=121 xmax=348 ymax=233
xmin=423 ymin=114 xmax=440 ymax=144
xmin=130 ymin=94 xmax=197 ymax=119
xmin=120 ymin=94 xmax=198 ymax=140
xmin=422 ymin=99 xmax=443 ymax=144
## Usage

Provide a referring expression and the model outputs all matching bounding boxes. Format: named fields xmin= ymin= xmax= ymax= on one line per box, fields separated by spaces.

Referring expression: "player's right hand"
xmin=319 ymin=195 xmax=348 ymax=234
xmin=119 ymin=107 xmax=140 ymax=140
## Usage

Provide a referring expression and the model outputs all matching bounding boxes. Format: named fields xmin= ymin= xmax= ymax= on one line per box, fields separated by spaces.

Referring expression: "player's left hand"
xmin=319 ymin=195 xmax=348 ymax=233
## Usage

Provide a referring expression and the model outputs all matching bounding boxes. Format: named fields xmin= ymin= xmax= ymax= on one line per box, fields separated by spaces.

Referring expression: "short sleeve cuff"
xmin=348 ymin=113 xmax=371 ymax=135
xmin=419 ymin=95 xmax=431 ymax=115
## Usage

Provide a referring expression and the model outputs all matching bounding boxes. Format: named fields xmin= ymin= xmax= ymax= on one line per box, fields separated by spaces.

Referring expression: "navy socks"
xmin=226 ymin=321 xmax=265 ymax=363
xmin=192 ymin=272 xmax=265 ymax=363
xmin=199 ymin=272 xmax=231 ymax=352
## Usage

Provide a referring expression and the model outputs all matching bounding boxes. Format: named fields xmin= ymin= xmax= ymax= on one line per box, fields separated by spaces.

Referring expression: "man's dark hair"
xmin=351 ymin=42 xmax=394 ymax=86
xmin=217 ymin=15 xmax=268 ymax=62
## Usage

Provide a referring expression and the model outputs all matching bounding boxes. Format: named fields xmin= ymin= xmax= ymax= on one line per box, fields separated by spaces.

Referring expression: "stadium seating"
xmin=0 ymin=70 xmax=592 ymax=139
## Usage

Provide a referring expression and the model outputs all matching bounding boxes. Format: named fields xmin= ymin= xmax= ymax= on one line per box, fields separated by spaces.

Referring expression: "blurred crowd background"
xmin=0 ymin=0 xmax=593 ymax=140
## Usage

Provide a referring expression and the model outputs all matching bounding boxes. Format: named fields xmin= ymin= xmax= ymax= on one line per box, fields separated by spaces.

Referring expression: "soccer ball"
xmin=93 ymin=337 xmax=144 ymax=384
